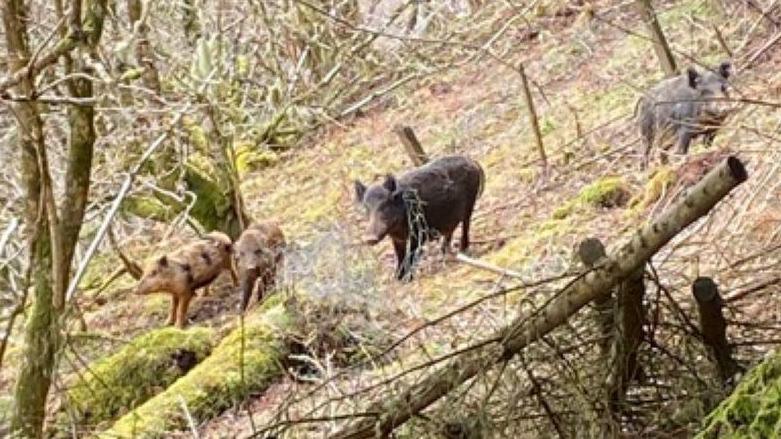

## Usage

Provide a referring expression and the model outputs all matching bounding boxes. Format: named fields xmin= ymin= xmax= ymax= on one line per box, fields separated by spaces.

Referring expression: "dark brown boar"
xmin=234 ymin=221 xmax=286 ymax=312
xmin=134 ymin=231 xmax=238 ymax=328
xmin=354 ymin=155 xmax=485 ymax=280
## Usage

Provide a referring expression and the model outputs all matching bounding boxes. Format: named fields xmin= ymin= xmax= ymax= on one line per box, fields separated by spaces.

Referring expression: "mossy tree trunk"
xmin=4 ymin=0 xmax=106 ymax=435
xmin=4 ymin=0 xmax=58 ymax=435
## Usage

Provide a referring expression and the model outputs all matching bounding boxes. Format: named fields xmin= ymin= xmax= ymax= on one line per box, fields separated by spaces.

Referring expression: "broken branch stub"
xmin=333 ymin=157 xmax=747 ymax=439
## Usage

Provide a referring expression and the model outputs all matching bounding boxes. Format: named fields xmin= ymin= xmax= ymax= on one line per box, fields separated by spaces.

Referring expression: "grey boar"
xmin=636 ymin=62 xmax=732 ymax=168
xmin=354 ymin=155 xmax=485 ymax=280
xmin=234 ymin=221 xmax=286 ymax=312
xmin=134 ymin=231 xmax=238 ymax=328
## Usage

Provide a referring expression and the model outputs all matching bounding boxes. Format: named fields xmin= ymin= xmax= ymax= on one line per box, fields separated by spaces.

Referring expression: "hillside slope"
xmin=3 ymin=0 xmax=781 ymax=437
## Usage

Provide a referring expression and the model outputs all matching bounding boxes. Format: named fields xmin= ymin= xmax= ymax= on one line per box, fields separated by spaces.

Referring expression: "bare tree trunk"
xmin=4 ymin=0 xmax=58 ymax=435
xmin=518 ymin=63 xmax=547 ymax=169
xmin=334 ymin=157 xmax=747 ymax=439
xmin=693 ymin=277 xmax=742 ymax=382
xmin=635 ymin=0 xmax=677 ymax=76
xmin=5 ymin=0 xmax=106 ymax=435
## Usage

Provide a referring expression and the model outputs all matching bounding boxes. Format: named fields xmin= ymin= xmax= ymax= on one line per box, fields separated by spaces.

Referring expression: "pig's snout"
xmin=362 ymin=234 xmax=381 ymax=245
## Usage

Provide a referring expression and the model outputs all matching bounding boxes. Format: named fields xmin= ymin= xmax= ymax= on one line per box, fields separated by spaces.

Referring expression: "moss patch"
xmin=552 ymin=176 xmax=629 ymax=219
xmin=102 ymin=297 xmax=291 ymax=438
xmin=697 ymin=352 xmax=781 ymax=438
xmin=628 ymin=166 xmax=677 ymax=211
xmin=58 ymin=327 xmax=214 ymax=431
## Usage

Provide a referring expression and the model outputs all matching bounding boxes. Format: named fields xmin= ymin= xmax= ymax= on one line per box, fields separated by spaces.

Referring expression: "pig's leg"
xmin=166 ymin=295 xmax=179 ymax=326
xmin=228 ymin=261 xmax=239 ymax=287
xmin=258 ymin=270 xmax=275 ymax=303
xmin=176 ymin=292 xmax=193 ymax=328
xmin=264 ymin=267 xmax=276 ymax=292
xmin=440 ymin=232 xmax=453 ymax=256
xmin=460 ymin=203 xmax=475 ymax=253
xmin=642 ymin=139 xmax=652 ymax=170
xmin=676 ymin=130 xmax=694 ymax=155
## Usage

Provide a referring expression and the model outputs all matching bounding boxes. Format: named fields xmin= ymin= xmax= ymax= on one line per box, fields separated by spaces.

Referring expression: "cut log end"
xmin=578 ymin=238 xmax=607 ymax=267
xmin=726 ymin=156 xmax=747 ymax=182
xmin=693 ymin=276 xmax=720 ymax=304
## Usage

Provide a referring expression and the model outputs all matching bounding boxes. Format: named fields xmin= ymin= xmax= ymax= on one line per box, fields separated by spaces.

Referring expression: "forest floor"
xmin=3 ymin=0 xmax=781 ymax=437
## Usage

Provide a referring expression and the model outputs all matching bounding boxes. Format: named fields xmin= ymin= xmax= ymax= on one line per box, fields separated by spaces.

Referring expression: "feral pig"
xmin=636 ymin=61 xmax=733 ymax=168
xmin=354 ymin=155 xmax=485 ymax=281
xmin=134 ymin=231 xmax=238 ymax=328
xmin=234 ymin=221 xmax=286 ymax=312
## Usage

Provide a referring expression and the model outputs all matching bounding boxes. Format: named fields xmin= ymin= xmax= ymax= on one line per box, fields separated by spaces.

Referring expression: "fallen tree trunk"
xmin=54 ymin=327 xmax=215 ymax=432
xmin=333 ymin=156 xmax=747 ymax=439
xmin=101 ymin=298 xmax=291 ymax=437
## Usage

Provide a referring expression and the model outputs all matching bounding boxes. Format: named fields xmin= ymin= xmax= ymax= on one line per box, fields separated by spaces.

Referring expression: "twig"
xmin=179 ymin=396 xmax=201 ymax=439
xmin=455 ymin=252 xmax=524 ymax=279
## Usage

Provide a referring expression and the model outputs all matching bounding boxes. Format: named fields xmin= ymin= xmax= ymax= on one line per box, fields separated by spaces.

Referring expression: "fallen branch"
xmin=333 ymin=156 xmax=747 ymax=439
xmin=454 ymin=252 xmax=524 ymax=280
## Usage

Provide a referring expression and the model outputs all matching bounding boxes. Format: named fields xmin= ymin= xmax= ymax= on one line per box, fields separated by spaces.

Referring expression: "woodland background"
xmin=1 ymin=0 xmax=781 ymax=437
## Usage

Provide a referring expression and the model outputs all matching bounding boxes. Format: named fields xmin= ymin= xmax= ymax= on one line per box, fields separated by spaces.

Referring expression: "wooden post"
xmin=393 ymin=125 xmax=429 ymax=166
xmin=518 ymin=63 xmax=547 ymax=169
xmin=692 ymin=277 xmax=742 ymax=382
xmin=635 ymin=0 xmax=678 ymax=76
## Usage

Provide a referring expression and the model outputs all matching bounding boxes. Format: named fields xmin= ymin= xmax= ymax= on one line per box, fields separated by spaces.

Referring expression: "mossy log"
xmin=697 ymin=351 xmax=781 ymax=438
xmin=553 ymin=176 xmax=629 ymax=219
xmin=122 ymin=158 xmax=248 ymax=240
xmin=56 ymin=327 xmax=214 ymax=432
xmin=101 ymin=298 xmax=291 ymax=438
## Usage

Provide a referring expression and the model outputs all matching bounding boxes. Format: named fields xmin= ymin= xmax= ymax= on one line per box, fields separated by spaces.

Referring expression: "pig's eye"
xmin=255 ymin=249 xmax=263 ymax=255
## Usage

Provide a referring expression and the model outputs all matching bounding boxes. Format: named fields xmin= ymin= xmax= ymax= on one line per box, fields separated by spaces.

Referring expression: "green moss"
xmin=489 ymin=217 xmax=573 ymax=270
xmin=235 ymin=142 xmax=279 ymax=177
xmin=628 ymin=166 xmax=677 ymax=211
xmin=182 ymin=116 xmax=209 ymax=153
xmin=553 ymin=176 xmax=629 ymax=219
xmin=102 ymin=298 xmax=292 ymax=438
xmin=698 ymin=352 xmax=781 ymax=438
xmin=121 ymin=196 xmax=178 ymax=223
xmin=57 ymin=327 xmax=214 ymax=431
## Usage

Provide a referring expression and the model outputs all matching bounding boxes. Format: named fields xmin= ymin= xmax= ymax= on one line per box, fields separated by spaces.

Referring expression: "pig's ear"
xmin=157 ymin=256 xmax=168 ymax=267
xmin=718 ymin=61 xmax=731 ymax=79
xmin=354 ymin=180 xmax=367 ymax=202
xmin=382 ymin=174 xmax=397 ymax=192
xmin=687 ymin=67 xmax=700 ymax=88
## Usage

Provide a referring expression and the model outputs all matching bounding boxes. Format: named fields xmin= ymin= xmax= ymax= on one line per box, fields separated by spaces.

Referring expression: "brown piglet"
xmin=134 ymin=231 xmax=238 ymax=328
xmin=234 ymin=221 xmax=286 ymax=312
